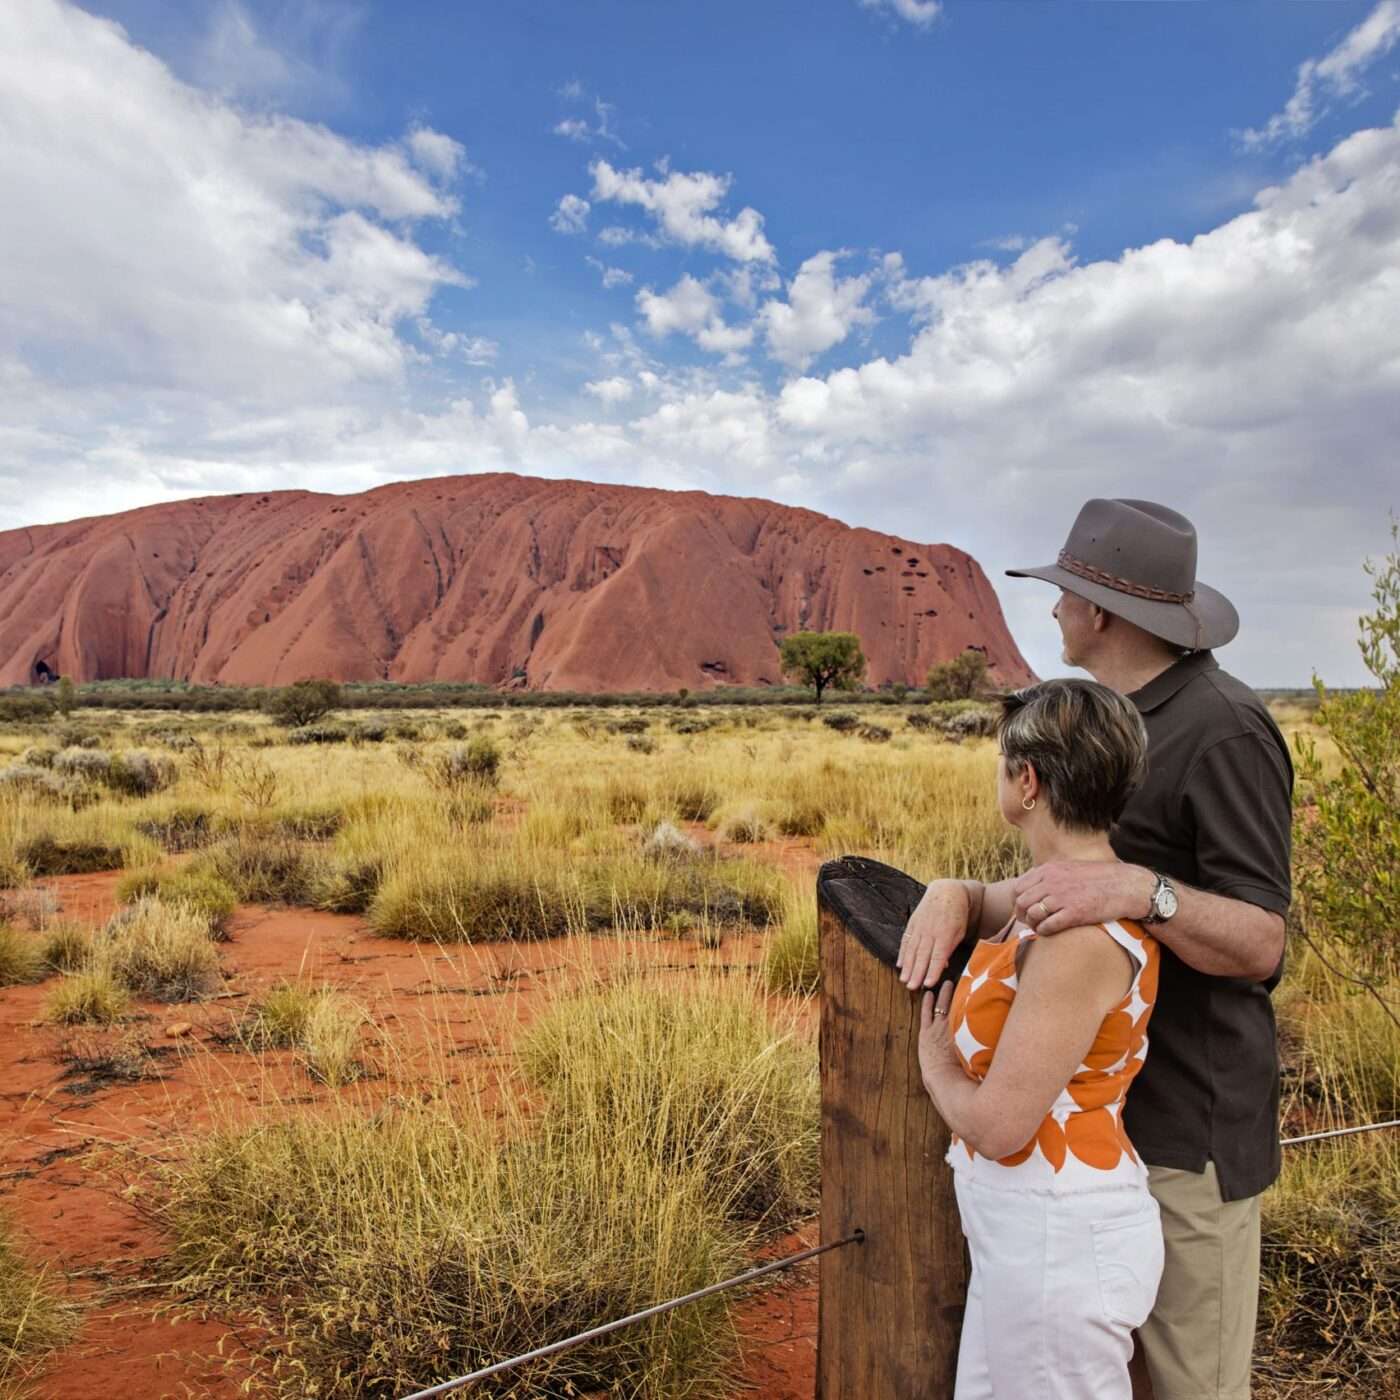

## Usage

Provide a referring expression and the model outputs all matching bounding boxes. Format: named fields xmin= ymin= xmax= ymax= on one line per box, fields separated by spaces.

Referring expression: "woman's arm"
xmin=918 ymin=926 xmax=1133 ymax=1161
xmin=897 ymin=876 xmax=1019 ymax=990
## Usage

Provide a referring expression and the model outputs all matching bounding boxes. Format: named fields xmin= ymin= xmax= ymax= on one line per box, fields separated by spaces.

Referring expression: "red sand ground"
xmin=1 ymin=846 xmax=825 ymax=1400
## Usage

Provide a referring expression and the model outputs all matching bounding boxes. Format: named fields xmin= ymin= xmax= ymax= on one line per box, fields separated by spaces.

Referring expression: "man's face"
xmin=1052 ymin=588 xmax=1096 ymax=668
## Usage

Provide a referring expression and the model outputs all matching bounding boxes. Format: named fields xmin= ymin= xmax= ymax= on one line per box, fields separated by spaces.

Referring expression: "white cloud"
xmin=759 ymin=251 xmax=876 ymax=371
xmin=554 ymin=118 xmax=590 ymax=142
xmin=407 ymin=125 xmax=469 ymax=180
xmin=636 ymin=275 xmax=720 ymax=337
xmin=0 ymin=0 xmax=465 ymax=407
xmin=551 ymin=95 xmax=624 ymax=147
xmin=859 ymin=0 xmax=942 ymax=30
xmin=1240 ymin=0 xmax=1400 ymax=148
xmin=558 ymin=78 xmax=584 ymax=100
xmin=586 ymin=256 xmax=634 ymax=288
xmin=636 ymin=275 xmax=754 ymax=356
xmin=461 ymin=336 xmax=498 ymax=366
xmin=584 ymin=376 xmax=634 ymax=403
xmin=590 ymin=159 xmax=775 ymax=263
xmin=550 ymin=193 xmax=591 ymax=234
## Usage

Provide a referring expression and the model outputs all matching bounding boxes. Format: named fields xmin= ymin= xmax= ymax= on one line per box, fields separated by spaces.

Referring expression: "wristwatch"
xmin=1143 ymin=871 xmax=1179 ymax=925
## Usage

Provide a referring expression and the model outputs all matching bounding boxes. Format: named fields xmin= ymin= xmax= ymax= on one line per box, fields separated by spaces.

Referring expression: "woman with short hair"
xmin=918 ymin=678 xmax=1163 ymax=1399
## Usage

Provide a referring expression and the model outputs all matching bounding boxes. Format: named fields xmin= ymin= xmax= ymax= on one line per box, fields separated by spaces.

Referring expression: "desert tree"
xmin=778 ymin=632 xmax=866 ymax=705
xmin=925 ymin=649 xmax=990 ymax=702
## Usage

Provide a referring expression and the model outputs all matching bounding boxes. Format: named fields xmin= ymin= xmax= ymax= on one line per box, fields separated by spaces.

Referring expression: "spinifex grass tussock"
xmin=38 ymin=923 xmax=90 ymax=974
xmin=154 ymin=1088 xmax=746 ymax=1399
xmin=116 ymin=866 xmax=237 ymax=938
xmin=763 ymin=886 xmax=819 ymax=996
xmin=99 ymin=897 xmax=221 ymax=1001
xmin=0 ymin=926 xmax=43 ymax=988
xmin=0 ymin=1212 xmax=76 ymax=1399
xmin=243 ymin=982 xmax=368 ymax=1086
xmin=14 ymin=834 xmax=124 ymax=877
xmin=199 ymin=831 xmax=315 ymax=904
xmin=369 ymin=833 xmax=784 ymax=943
xmin=520 ymin=974 xmax=819 ymax=1228
xmin=43 ymin=969 xmax=130 ymax=1025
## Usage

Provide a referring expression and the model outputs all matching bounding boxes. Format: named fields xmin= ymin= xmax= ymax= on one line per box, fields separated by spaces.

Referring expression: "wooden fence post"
xmin=816 ymin=857 xmax=969 ymax=1399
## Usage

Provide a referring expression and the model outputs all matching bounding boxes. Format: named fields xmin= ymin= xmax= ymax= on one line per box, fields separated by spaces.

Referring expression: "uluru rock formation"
xmin=0 ymin=473 xmax=1033 ymax=692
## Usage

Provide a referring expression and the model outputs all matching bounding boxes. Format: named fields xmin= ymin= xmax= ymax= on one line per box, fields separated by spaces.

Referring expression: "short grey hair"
xmin=998 ymin=679 xmax=1148 ymax=834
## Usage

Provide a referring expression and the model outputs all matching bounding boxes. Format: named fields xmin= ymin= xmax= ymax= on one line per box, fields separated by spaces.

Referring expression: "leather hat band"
xmin=1056 ymin=549 xmax=1196 ymax=605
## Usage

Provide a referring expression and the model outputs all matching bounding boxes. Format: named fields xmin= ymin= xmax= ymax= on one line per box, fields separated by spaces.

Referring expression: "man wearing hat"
xmin=899 ymin=499 xmax=1292 ymax=1400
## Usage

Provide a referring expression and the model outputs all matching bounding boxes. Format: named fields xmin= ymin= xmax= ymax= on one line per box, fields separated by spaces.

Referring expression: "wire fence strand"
xmin=396 ymin=1117 xmax=1400 ymax=1398
xmin=397 ymin=1231 xmax=864 ymax=1400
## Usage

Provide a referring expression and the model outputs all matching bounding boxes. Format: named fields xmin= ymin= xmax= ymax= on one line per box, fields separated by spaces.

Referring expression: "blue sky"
xmin=3 ymin=0 xmax=1399 ymax=685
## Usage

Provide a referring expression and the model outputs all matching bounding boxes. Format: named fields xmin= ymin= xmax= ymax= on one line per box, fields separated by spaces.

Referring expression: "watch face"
xmin=1156 ymin=886 xmax=1179 ymax=920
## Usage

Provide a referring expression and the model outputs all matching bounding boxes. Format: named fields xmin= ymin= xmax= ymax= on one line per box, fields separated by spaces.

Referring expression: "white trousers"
xmin=953 ymin=1172 xmax=1165 ymax=1400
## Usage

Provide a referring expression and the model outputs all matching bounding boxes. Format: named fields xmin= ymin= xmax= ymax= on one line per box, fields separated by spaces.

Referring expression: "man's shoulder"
xmin=1170 ymin=660 xmax=1283 ymax=746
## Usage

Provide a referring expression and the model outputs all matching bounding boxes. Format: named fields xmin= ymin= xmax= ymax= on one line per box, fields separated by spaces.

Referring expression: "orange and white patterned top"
xmin=947 ymin=918 xmax=1159 ymax=1191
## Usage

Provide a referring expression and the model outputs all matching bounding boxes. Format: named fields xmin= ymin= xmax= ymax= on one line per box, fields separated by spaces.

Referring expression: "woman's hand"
xmin=898 ymin=880 xmax=972 ymax=989
xmin=918 ymin=981 xmax=960 ymax=1088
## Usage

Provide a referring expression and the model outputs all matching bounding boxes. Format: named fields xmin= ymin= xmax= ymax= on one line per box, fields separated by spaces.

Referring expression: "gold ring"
xmin=932 ymin=1008 xmax=947 ymax=1018
xmin=1034 ymin=900 xmax=1049 ymax=921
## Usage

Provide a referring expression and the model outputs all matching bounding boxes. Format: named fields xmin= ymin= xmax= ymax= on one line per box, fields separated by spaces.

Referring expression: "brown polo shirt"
xmin=1111 ymin=650 xmax=1293 ymax=1202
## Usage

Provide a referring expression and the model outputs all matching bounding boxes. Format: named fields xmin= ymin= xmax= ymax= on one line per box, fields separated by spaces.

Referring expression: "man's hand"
xmin=897 ymin=880 xmax=972 ymax=990
xmin=1013 ymin=860 xmax=1155 ymax=936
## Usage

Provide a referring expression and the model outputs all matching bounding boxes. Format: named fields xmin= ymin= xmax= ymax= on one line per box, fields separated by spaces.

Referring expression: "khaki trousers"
xmin=1135 ymin=1162 xmax=1261 ymax=1400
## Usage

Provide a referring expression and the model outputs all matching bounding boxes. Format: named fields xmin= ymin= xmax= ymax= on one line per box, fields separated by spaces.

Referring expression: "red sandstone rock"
xmin=0 ymin=473 xmax=1034 ymax=691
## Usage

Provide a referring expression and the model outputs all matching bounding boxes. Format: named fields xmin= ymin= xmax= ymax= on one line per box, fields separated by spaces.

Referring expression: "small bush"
xmin=16 ymin=835 xmax=124 ymax=876
xmin=105 ymin=750 xmax=179 ymax=796
xmin=432 ymin=737 xmax=502 ymax=789
xmin=135 ymin=806 xmax=214 ymax=852
xmin=642 ymin=822 xmax=702 ymax=862
xmin=286 ymin=723 xmax=351 ymax=746
xmin=264 ymin=678 xmax=342 ymax=728
xmin=201 ymin=835 xmax=314 ymax=905
xmin=926 ymin=649 xmax=990 ymax=701
xmin=857 ymin=723 xmax=892 ymax=743
xmin=625 ymin=734 xmax=657 ymax=754
xmin=101 ymin=898 xmax=221 ymax=1001
xmin=0 ymin=763 xmax=92 ymax=806
xmin=821 ymin=711 xmax=859 ymax=733
xmin=0 ymin=926 xmax=43 ymax=987
xmin=611 ymin=716 xmax=650 ymax=735
xmin=44 ymin=970 xmax=130 ymax=1025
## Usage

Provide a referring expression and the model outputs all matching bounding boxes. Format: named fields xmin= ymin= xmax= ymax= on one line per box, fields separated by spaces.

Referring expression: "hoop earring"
xmin=1021 ymin=797 xmax=1036 ymax=811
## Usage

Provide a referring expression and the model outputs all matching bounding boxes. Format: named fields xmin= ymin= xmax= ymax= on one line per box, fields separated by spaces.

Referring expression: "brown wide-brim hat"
xmin=1007 ymin=498 xmax=1238 ymax=651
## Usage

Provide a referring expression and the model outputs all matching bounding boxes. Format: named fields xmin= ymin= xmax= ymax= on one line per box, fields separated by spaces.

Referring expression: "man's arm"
xmin=897 ymin=875 xmax=1018 ymax=990
xmin=1012 ymin=729 xmax=1292 ymax=983
xmin=1009 ymin=862 xmax=1284 ymax=982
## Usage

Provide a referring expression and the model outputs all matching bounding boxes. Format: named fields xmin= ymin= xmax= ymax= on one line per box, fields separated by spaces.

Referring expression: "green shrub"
xmin=286 ymin=723 xmax=351 ymax=746
xmin=105 ymin=749 xmax=179 ymax=796
xmin=926 ymin=648 xmax=991 ymax=701
xmin=1293 ymin=522 xmax=1400 ymax=985
xmin=0 ymin=694 xmax=55 ymax=723
xmin=264 ymin=679 xmax=342 ymax=728
xmin=821 ymin=711 xmax=859 ymax=733
xmin=672 ymin=782 xmax=720 ymax=823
